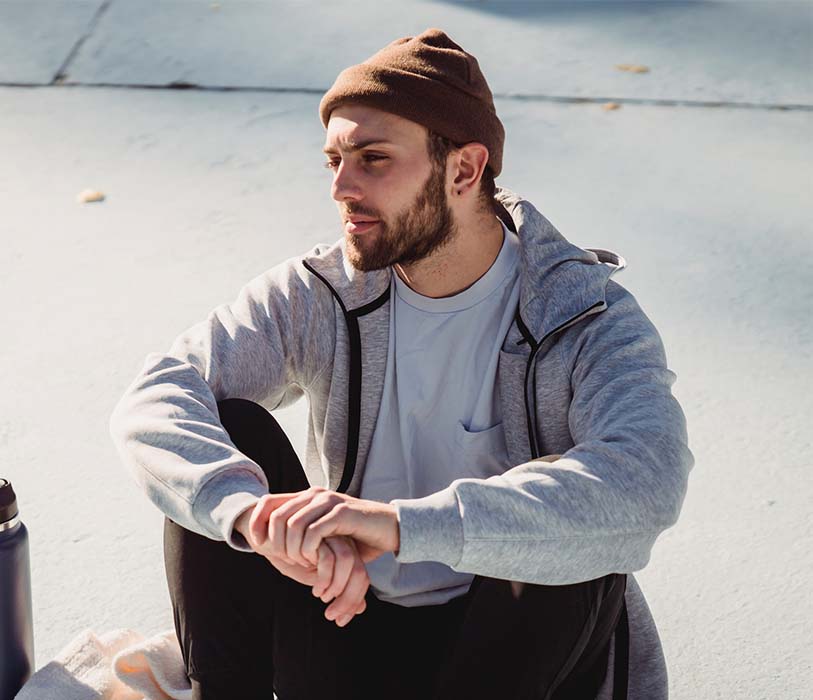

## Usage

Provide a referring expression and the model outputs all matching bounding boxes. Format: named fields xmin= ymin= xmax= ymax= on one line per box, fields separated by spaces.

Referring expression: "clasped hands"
xmin=235 ymin=486 xmax=400 ymax=628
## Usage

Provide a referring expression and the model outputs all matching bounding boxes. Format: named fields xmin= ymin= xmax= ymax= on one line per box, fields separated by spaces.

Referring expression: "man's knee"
xmin=216 ymin=397 xmax=267 ymax=430
xmin=215 ymin=397 xmax=307 ymax=493
xmin=215 ymin=397 xmax=284 ymax=457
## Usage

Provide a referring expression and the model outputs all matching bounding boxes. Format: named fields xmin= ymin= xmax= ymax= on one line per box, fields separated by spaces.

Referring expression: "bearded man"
xmin=110 ymin=28 xmax=693 ymax=700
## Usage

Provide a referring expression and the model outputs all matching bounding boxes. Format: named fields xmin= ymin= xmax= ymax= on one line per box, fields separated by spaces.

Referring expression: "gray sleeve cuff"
xmin=193 ymin=470 xmax=269 ymax=552
xmin=389 ymin=486 xmax=464 ymax=568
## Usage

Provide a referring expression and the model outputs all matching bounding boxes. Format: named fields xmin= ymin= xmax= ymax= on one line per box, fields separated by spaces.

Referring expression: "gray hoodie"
xmin=109 ymin=186 xmax=694 ymax=699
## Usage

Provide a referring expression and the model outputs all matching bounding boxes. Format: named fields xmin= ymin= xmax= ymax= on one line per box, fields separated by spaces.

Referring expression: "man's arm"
xmin=109 ymin=247 xmax=335 ymax=551
xmin=390 ymin=280 xmax=694 ymax=584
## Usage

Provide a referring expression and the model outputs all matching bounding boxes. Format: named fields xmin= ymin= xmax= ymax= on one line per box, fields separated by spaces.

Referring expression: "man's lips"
xmin=345 ymin=219 xmax=379 ymax=233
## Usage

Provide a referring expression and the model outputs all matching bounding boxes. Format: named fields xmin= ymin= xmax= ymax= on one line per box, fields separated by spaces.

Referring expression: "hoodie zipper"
xmin=515 ymin=300 xmax=607 ymax=459
xmin=302 ymin=261 xmax=390 ymax=493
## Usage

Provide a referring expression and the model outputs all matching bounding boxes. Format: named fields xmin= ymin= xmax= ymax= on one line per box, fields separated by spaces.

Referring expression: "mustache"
xmin=341 ymin=207 xmax=381 ymax=220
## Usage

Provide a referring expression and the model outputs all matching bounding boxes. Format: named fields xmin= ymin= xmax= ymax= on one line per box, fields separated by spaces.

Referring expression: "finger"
xmin=249 ymin=492 xmax=308 ymax=549
xmin=319 ymin=536 xmax=356 ymax=604
xmin=301 ymin=504 xmax=353 ymax=565
xmin=312 ymin=540 xmax=335 ymax=599
xmin=312 ymin=538 xmax=366 ymax=601
xmin=262 ymin=491 xmax=315 ymax=508
xmin=248 ymin=495 xmax=279 ymax=547
xmin=301 ymin=512 xmax=340 ymax=567
xmin=320 ymin=537 xmax=369 ymax=622
xmin=326 ymin=544 xmax=370 ymax=626
xmin=286 ymin=500 xmax=335 ymax=568
xmin=330 ymin=551 xmax=369 ymax=618
xmin=312 ymin=540 xmax=370 ymax=611
xmin=266 ymin=491 xmax=321 ymax=564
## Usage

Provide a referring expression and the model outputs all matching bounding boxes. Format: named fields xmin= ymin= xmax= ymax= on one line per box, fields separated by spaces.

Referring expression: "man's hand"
xmin=235 ymin=500 xmax=369 ymax=627
xmin=237 ymin=486 xmax=400 ymax=625
xmin=254 ymin=486 xmax=400 ymax=569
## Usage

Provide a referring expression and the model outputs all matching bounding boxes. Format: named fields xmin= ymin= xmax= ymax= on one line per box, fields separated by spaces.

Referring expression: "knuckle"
xmin=287 ymin=512 xmax=305 ymax=529
xmin=314 ymin=492 xmax=333 ymax=507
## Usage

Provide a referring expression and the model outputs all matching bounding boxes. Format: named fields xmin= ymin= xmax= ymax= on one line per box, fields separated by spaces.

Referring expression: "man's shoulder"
xmin=294 ymin=236 xmax=392 ymax=311
xmin=603 ymin=278 xmax=658 ymax=328
xmin=259 ymin=238 xmax=344 ymax=287
xmin=304 ymin=238 xmax=344 ymax=262
xmin=232 ymin=239 xmax=345 ymax=318
xmin=559 ymin=277 xmax=668 ymax=367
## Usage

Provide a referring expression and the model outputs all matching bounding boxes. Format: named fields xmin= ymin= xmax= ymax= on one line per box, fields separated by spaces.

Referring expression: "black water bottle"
xmin=0 ymin=479 xmax=34 ymax=700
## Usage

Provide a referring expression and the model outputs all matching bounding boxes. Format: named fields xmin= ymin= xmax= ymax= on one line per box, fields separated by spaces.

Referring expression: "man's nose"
xmin=331 ymin=161 xmax=363 ymax=203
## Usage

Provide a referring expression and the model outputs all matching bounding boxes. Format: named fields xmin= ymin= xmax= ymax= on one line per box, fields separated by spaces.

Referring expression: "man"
xmin=109 ymin=28 xmax=693 ymax=700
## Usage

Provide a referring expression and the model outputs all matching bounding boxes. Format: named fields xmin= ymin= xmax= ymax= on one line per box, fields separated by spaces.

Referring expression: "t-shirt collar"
xmin=393 ymin=218 xmax=519 ymax=313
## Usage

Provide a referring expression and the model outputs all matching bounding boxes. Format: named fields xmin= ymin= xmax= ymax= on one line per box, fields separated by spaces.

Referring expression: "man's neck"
xmin=393 ymin=214 xmax=504 ymax=299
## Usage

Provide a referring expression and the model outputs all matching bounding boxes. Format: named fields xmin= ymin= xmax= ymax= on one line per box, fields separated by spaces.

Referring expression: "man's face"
xmin=323 ymin=104 xmax=458 ymax=271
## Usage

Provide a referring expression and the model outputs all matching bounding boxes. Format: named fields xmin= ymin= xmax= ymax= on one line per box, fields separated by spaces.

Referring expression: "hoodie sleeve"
xmin=391 ymin=280 xmax=694 ymax=584
xmin=108 ymin=248 xmax=335 ymax=552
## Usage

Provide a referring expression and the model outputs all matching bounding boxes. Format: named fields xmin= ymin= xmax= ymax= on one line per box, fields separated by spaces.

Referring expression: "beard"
xmin=344 ymin=161 xmax=457 ymax=272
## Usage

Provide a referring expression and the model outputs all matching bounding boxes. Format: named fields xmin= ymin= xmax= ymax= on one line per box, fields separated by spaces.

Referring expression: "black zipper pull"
xmin=514 ymin=309 xmax=536 ymax=349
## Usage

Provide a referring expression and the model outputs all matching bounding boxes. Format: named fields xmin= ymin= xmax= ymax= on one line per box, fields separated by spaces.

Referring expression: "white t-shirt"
xmin=360 ymin=218 xmax=521 ymax=607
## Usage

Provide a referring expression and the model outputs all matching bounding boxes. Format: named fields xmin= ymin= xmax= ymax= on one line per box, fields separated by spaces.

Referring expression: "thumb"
xmin=248 ymin=495 xmax=277 ymax=547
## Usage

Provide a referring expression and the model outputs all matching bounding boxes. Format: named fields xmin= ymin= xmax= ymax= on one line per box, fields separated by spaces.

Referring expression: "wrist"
xmin=391 ymin=504 xmax=401 ymax=555
xmin=234 ymin=507 xmax=253 ymax=540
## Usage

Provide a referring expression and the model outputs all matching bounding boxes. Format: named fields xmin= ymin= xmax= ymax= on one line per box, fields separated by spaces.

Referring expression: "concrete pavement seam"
xmin=51 ymin=0 xmax=115 ymax=86
xmin=0 ymin=81 xmax=810 ymax=112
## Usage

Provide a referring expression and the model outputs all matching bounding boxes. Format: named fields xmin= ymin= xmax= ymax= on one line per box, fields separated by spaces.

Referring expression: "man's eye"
xmin=323 ymin=154 xmax=387 ymax=170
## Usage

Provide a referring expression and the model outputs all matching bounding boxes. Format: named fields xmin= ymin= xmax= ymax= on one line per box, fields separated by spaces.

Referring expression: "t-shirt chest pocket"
xmin=453 ymin=419 xmax=511 ymax=478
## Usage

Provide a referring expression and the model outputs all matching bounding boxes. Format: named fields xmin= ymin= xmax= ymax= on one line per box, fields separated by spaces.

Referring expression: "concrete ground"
xmin=1 ymin=1 xmax=811 ymax=698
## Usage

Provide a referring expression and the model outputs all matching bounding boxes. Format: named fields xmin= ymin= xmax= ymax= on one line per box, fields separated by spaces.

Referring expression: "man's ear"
xmin=452 ymin=142 xmax=490 ymax=194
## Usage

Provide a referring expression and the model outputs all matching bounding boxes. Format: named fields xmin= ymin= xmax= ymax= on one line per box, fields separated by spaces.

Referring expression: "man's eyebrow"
xmin=322 ymin=139 xmax=392 ymax=155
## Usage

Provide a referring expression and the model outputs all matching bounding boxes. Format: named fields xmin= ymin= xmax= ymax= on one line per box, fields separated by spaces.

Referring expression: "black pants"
xmin=163 ymin=398 xmax=628 ymax=700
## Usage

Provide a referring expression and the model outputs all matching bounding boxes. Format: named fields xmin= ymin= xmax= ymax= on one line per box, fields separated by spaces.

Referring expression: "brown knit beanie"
xmin=319 ymin=28 xmax=505 ymax=177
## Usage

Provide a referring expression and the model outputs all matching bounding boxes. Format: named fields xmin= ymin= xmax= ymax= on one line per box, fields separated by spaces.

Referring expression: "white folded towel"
xmin=14 ymin=628 xmax=192 ymax=700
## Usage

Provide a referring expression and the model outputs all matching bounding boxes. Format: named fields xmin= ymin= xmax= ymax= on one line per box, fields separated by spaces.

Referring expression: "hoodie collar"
xmin=303 ymin=186 xmax=626 ymax=341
